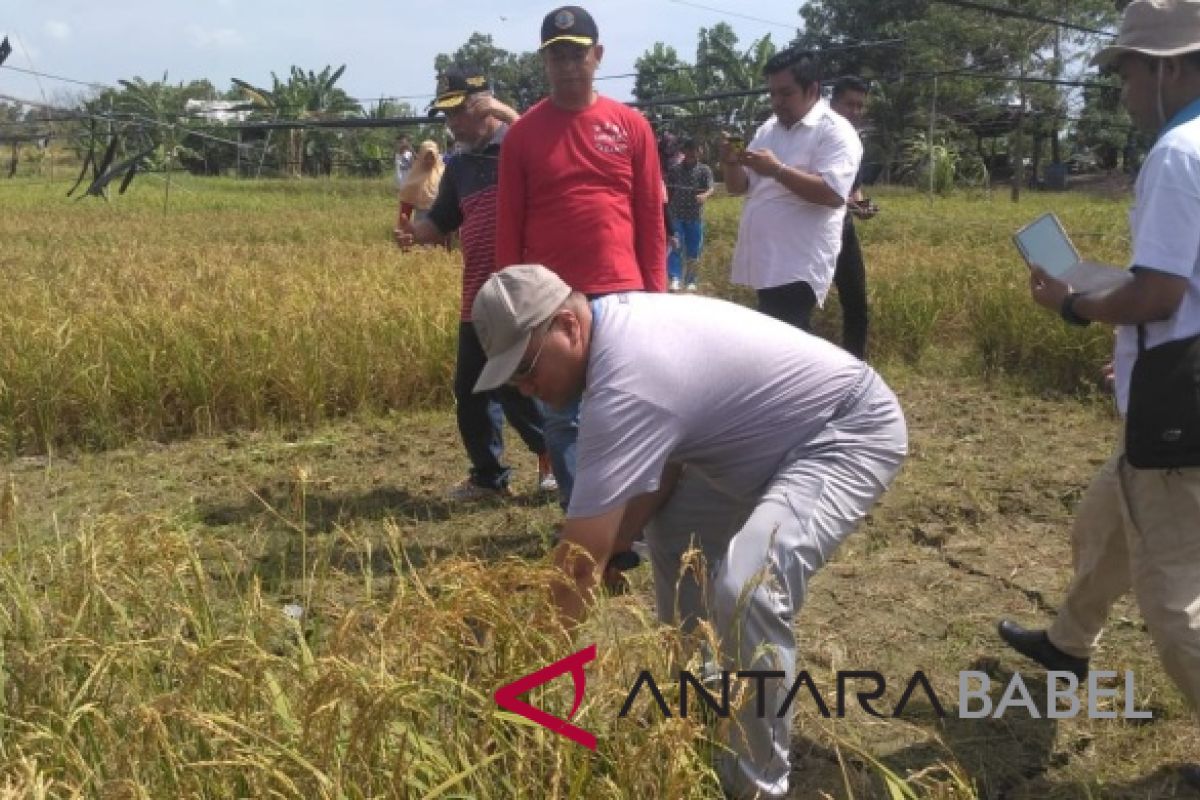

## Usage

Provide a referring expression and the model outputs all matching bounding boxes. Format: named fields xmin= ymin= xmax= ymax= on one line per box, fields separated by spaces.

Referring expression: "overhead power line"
xmin=224 ymin=116 xmax=442 ymax=132
xmin=911 ymin=67 xmax=1112 ymax=89
xmin=665 ymin=0 xmax=800 ymax=31
xmin=930 ymin=0 xmax=1117 ymax=37
xmin=0 ymin=62 xmax=108 ymax=89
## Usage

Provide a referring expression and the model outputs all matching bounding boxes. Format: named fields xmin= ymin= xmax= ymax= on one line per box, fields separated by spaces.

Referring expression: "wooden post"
xmin=928 ymin=76 xmax=938 ymax=203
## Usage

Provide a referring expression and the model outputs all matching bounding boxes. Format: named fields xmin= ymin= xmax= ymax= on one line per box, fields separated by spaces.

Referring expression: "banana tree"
xmin=232 ymin=64 xmax=358 ymax=177
xmin=695 ymin=25 xmax=776 ymax=138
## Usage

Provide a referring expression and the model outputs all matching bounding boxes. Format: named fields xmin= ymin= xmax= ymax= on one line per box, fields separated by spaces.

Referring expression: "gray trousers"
xmin=644 ymin=371 xmax=907 ymax=799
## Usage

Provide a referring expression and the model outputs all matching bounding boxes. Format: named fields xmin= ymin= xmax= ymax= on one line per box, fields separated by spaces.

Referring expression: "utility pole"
xmin=1012 ymin=61 xmax=1026 ymax=203
xmin=929 ymin=76 xmax=938 ymax=203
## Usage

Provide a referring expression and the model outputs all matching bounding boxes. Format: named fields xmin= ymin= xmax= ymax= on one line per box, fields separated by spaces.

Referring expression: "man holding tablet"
xmin=997 ymin=0 xmax=1200 ymax=786
xmin=1013 ymin=212 xmax=1129 ymax=293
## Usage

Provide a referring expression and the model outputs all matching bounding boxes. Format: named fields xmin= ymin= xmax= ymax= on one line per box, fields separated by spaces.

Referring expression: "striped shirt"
xmin=427 ymin=126 xmax=507 ymax=321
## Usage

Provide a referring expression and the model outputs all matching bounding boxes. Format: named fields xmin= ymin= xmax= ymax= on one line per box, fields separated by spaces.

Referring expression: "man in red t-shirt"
xmin=495 ymin=4 xmax=666 ymax=508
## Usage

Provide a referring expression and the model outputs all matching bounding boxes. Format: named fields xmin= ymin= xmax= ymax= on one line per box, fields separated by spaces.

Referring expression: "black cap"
xmin=428 ymin=67 xmax=491 ymax=116
xmin=539 ymin=6 xmax=598 ymax=50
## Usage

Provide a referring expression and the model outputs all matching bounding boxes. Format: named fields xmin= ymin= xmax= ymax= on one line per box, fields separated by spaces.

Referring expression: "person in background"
xmin=996 ymin=0 xmax=1200 ymax=788
xmin=394 ymin=133 xmax=415 ymax=222
xmin=829 ymin=75 xmax=877 ymax=359
xmin=659 ymin=132 xmax=684 ymax=289
xmin=397 ymin=140 xmax=444 ymax=226
xmin=722 ymin=48 xmax=861 ymax=331
xmin=394 ymin=67 xmax=556 ymax=501
xmin=665 ymin=137 xmax=714 ymax=292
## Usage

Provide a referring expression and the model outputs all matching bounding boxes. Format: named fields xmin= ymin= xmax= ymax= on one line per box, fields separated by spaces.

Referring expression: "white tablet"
xmin=1013 ymin=212 xmax=1130 ymax=293
xmin=1013 ymin=213 xmax=1081 ymax=279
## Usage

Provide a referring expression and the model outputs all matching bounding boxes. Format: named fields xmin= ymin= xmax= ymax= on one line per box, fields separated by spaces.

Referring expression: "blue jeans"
xmin=667 ymin=218 xmax=704 ymax=282
xmin=540 ymin=396 xmax=579 ymax=510
xmin=455 ymin=322 xmax=546 ymax=490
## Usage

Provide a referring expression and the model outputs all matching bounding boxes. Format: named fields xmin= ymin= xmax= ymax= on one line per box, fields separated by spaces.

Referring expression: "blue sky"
xmin=1 ymin=0 xmax=806 ymax=111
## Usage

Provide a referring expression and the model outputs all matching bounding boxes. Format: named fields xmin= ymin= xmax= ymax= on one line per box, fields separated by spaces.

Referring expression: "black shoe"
xmin=1181 ymin=763 xmax=1200 ymax=790
xmin=997 ymin=620 xmax=1089 ymax=679
xmin=608 ymin=550 xmax=641 ymax=571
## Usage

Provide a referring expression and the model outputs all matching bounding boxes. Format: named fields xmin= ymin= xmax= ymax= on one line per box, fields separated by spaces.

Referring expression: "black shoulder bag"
xmin=1124 ymin=325 xmax=1200 ymax=469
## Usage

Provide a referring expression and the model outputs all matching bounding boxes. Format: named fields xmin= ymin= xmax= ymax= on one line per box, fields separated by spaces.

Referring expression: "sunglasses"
xmin=508 ymin=318 xmax=557 ymax=386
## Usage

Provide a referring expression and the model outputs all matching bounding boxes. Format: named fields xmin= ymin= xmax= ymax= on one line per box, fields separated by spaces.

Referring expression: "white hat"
xmin=1091 ymin=0 xmax=1200 ymax=68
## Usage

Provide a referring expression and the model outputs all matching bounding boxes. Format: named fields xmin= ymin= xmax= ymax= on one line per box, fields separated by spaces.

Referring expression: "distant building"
xmin=184 ymin=99 xmax=249 ymax=124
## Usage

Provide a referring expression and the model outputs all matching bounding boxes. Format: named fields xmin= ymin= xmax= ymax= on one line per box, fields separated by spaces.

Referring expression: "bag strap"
xmin=1138 ymin=324 xmax=1146 ymax=355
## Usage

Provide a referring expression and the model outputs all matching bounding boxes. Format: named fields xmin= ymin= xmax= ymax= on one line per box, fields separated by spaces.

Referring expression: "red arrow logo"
xmin=494 ymin=645 xmax=597 ymax=750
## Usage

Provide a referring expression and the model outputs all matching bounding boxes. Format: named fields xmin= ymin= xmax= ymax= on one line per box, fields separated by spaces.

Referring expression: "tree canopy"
xmin=433 ymin=33 xmax=548 ymax=112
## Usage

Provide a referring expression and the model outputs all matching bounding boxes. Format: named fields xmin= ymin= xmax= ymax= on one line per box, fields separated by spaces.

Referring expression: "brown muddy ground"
xmin=4 ymin=366 xmax=1197 ymax=799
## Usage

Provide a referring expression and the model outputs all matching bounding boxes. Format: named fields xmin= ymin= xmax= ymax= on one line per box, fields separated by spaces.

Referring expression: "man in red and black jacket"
xmin=396 ymin=67 xmax=555 ymax=502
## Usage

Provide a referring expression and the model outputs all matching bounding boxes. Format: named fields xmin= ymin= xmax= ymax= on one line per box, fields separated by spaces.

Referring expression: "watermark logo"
xmin=618 ymin=669 xmax=1152 ymax=720
xmin=960 ymin=670 xmax=1151 ymax=719
xmin=495 ymin=655 xmax=1150 ymax=747
xmin=493 ymin=644 xmax=597 ymax=750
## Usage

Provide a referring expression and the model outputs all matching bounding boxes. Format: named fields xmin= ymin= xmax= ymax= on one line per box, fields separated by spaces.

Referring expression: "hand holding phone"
xmin=721 ymin=133 xmax=745 ymax=164
xmin=850 ymin=196 xmax=879 ymax=219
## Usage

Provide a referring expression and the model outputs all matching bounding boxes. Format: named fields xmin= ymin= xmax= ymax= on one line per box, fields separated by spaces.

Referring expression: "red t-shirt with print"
xmin=495 ymin=95 xmax=666 ymax=294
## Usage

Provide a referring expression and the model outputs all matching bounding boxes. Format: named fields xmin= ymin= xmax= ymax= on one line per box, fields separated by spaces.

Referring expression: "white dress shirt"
xmin=1112 ymin=114 xmax=1200 ymax=414
xmin=731 ymin=98 xmax=862 ymax=301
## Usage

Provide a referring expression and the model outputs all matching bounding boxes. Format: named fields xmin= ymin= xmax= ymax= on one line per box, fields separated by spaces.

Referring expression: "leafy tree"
xmin=433 ymin=33 xmax=548 ymax=112
xmin=81 ymin=74 xmax=220 ymax=174
xmin=795 ymin=0 xmax=1121 ymax=188
xmin=633 ymin=43 xmax=692 ymax=105
xmin=1072 ymin=76 xmax=1142 ymax=171
xmin=695 ymin=24 xmax=777 ymax=135
xmin=633 ymin=24 xmax=778 ymax=151
xmin=633 ymin=43 xmax=706 ymax=135
xmin=231 ymin=65 xmax=360 ymax=176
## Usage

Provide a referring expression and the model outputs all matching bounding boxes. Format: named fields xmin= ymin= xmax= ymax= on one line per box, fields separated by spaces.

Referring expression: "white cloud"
xmin=187 ymin=25 xmax=246 ymax=49
xmin=44 ymin=20 xmax=71 ymax=41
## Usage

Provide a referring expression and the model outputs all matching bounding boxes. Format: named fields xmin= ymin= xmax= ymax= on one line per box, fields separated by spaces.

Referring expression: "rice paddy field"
xmin=1 ymin=173 xmax=1196 ymax=799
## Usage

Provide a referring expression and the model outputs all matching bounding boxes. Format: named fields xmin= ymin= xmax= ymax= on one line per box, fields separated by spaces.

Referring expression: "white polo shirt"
xmin=730 ymin=98 xmax=862 ymax=300
xmin=1112 ymin=114 xmax=1200 ymax=414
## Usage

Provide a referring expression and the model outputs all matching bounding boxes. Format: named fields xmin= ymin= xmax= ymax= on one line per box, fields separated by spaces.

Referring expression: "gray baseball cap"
xmin=472 ymin=265 xmax=572 ymax=393
xmin=1091 ymin=0 xmax=1200 ymax=68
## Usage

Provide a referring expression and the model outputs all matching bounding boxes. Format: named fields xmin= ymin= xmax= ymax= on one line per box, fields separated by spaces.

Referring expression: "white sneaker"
xmin=669 ymin=277 xmax=682 ymax=292
xmin=685 ymin=282 xmax=698 ymax=292
xmin=446 ymin=479 xmax=511 ymax=502
xmin=537 ymin=453 xmax=558 ymax=493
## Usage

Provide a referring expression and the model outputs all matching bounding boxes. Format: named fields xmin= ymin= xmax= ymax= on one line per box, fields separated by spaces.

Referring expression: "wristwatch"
xmin=1060 ymin=292 xmax=1090 ymax=327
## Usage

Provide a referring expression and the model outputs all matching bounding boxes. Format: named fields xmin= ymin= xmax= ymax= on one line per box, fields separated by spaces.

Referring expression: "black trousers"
xmin=756 ymin=280 xmax=818 ymax=331
xmin=833 ymin=220 xmax=868 ymax=359
xmin=453 ymin=322 xmax=546 ymax=490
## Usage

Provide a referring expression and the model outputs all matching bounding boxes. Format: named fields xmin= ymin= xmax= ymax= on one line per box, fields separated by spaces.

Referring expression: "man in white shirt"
xmin=722 ymin=48 xmax=862 ymax=330
xmin=997 ymin=0 xmax=1200 ymax=787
